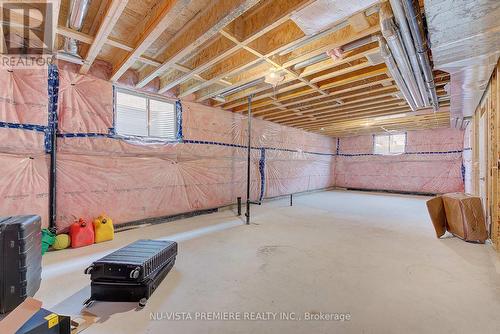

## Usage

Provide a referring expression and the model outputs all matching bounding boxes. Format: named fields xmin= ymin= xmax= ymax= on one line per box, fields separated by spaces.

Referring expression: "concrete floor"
xmin=36 ymin=190 xmax=500 ymax=334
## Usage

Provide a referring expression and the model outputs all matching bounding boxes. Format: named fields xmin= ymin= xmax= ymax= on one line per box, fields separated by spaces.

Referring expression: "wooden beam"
xmin=80 ymin=0 xmax=128 ymax=74
xmin=233 ymin=74 xmax=392 ymax=114
xmin=319 ymin=64 xmax=387 ymax=90
xmin=348 ymin=12 xmax=370 ymax=32
xmin=136 ymin=0 xmax=261 ymax=89
xmin=110 ymin=0 xmax=190 ymax=82
xmin=0 ymin=21 xmax=6 ymax=53
xmin=221 ymin=47 xmax=380 ymax=110
xmin=253 ymin=85 xmax=399 ymax=117
xmin=57 ymin=26 xmax=94 ymax=44
xmin=191 ymin=27 xmax=330 ymax=102
xmin=280 ymin=12 xmax=380 ymax=68
xmin=297 ymin=89 xmax=449 ymax=123
xmin=179 ymin=47 xmax=261 ymax=98
xmin=138 ymin=56 xmax=162 ymax=67
xmin=157 ymin=0 xmax=313 ymax=93
xmin=275 ymin=96 xmax=404 ymax=123
xmin=48 ymin=0 xmax=61 ymax=50
xmin=207 ymin=12 xmax=381 ymax=107
xmin=316 ymin=111 xmax=451 ymax=136
xmin=283 ymin=94 xmax=450 ymax=128
xmin=105 ymin=37 xmax=133 ymax=52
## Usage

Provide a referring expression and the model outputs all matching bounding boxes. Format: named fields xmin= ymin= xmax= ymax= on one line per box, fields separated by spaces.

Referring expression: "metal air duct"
xmin=380 ymin=4 xmax=424 ymax=108
xmin=378 ymin=36 xmax=417 ymax=111
xmin=389 ymin=0 xmax=429 ymax=106
xmin=59 ymin=0 xmax=91 ymax=61
xmin=402 ymin=0 xmax=439 ymax=110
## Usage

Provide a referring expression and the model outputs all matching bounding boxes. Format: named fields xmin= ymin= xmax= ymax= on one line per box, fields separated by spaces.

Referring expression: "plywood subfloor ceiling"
xmin=54 ymin=0 xmax=452 ymax=136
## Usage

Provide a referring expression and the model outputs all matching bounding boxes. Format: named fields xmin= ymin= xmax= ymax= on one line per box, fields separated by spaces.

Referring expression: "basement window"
xmin=373 ymin=133 xmax=406 ymax=155
xmin=114 ymin=89 xmax=177 ymax=139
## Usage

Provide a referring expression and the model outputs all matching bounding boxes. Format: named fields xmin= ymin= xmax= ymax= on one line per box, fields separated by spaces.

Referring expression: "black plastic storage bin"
xmin=0 ymin=215 xmax=42 ymax=314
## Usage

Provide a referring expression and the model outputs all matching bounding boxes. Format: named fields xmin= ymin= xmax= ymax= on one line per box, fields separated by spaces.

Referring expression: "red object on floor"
xmin=70 ymin=218 xmax=95 ymax=248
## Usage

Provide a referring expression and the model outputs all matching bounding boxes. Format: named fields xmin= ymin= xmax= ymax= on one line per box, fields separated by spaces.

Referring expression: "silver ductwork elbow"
xmin=378 ymin=36 xmax=417 ymax=111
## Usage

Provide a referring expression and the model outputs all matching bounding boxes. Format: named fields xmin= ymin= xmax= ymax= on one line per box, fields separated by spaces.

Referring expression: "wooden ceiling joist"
xmin=48 ymin=0 xmax=61 ymax=50
xmin=135 ymin=0 xmax=261 ymax=89
xmin=233 ymin=76 xmax=393 ymax=113
xmin=227 ymin=59 xmax=389 ymax=113
xmin=158 ymin=0 xmax=315 ymax=94
xmin=48 ymin=0 xmax=451 ymax=137
xmin=252 ymin=84 xmax=398 ymax=117
xmin=80 ymin=0 xmax=129 ymax=74
xmin=110 ymin=0 xmax=191 ymax=82
xmin=284 ymin=99 xmax=451 ymax=129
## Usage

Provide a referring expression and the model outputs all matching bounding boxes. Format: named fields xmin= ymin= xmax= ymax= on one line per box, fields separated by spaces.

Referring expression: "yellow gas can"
xmin=93 ymin=215 xmax=114 ymax=243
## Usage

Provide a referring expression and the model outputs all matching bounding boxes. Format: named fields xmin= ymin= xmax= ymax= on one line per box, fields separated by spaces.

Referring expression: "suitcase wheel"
xmin=138 ymin=298 xmax=148 ymax=308
xmin=130 ymin=268 xmax=141 ymax=279
xmin=83 ymin=298 xmax=95 ymax=308
xmin=84 ymin=266 xmax=94 ymax=275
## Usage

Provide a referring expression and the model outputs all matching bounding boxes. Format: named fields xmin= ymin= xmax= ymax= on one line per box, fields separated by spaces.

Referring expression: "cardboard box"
xmin=426 ymin=196 xmax=447 ymax=238
xmin=426 ymin=193 xmax=488 ymax=243
xmin=0 ymin=298 xmax=70 ymax=334
xmin=17 ymin=308 xmax=70 ymax=334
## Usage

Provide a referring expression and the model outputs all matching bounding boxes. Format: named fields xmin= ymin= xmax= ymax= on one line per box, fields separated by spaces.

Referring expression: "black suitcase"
xmin=85 ymin=239 xmax=177 ymax=282
xmin=84 ymin=239 xmax=177 ymax=308
xmin=89 ymin=258 xmax=175 ymax=307
xmin=0 ymin=215 xmax=42 ymax=314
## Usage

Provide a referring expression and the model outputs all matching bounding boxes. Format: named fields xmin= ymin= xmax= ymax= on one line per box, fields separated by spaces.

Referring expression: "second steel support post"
xmin=245 ymin=95 xmax=253 ymax=224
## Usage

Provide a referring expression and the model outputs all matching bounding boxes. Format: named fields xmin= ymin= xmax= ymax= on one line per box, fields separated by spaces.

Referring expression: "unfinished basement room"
xmin=0 ymin=0 xmax=499 ymax=333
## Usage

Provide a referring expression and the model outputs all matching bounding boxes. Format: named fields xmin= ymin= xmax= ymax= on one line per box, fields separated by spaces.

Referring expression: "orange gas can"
xmin=70 ymin=218 xmax=95 ymax=248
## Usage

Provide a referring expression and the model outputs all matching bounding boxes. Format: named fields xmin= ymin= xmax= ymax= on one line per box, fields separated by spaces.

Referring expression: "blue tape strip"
xmin=259 ymin=148 xmax=266 ymax=202
xmin=57 ymin=134 xmax=463 ymax=157
xmin=337 ymin=149 xmax=464 ymax=157
xmin=0 ymin=121 xmax=47 ymax=132
xmin=461 ymin=163 xmax=466 ymax=183
xmin=47 ymin=64 xmax=59 ymax=153
xmin=176 ymin=100 xmax=183 ymax=140
xmin=58 ymin=132 xmax=112 ymax=138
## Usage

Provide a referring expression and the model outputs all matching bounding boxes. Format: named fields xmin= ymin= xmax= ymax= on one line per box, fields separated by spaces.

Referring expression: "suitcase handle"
xmin=130 ymin=267 xmax=141 ymax=279
xmin=84 ymin=266 xmax=93 ymax=275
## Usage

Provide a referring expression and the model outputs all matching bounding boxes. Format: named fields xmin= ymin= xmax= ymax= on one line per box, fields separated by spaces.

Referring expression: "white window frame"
xmin=113 ymin=87 xmax=177 ymax=139
xmin=373 ymin=132 xmax=406 ymax=155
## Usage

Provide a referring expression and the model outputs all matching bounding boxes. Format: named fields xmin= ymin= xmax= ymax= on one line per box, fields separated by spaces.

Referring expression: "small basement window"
xmin=114 ymin=89 xmax=176 ymax=139
xmin=373 ymin=133 xmax=406 ymax=155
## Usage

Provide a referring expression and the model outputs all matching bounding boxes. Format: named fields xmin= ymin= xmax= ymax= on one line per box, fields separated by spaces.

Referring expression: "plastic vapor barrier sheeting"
xmin=0 ymin=60 xmax=465 ymax=231
xmin=335 ymin=128 xmax=465 ymax=194
xmin=52 ymin=64 xmax=336 ymax=231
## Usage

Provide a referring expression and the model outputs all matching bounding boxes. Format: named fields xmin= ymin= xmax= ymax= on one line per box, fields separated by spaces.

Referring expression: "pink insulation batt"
xmin=53 ymin=67 xmax=337 ymax=231
xmin=335 ymin=128 xmax=464 ymax=194
xmin=0 ymin=68 xmax=49 ymax=227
